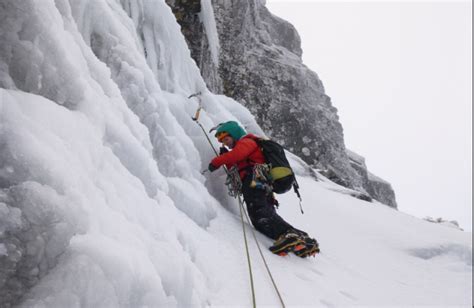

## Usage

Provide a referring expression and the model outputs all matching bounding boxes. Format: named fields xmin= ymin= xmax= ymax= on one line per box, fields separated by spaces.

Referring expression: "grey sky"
xmin=266 ymin=0 xmax=472 ymax=231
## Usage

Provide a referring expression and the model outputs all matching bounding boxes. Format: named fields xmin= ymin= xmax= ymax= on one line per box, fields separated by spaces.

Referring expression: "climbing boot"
xmin=294 ymin=236 xmax=320 ymax=258
xmin=269 ymin=230 xmax=305 ymax=255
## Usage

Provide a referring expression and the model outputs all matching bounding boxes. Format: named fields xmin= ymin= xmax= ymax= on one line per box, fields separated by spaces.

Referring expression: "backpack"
xmin=253 ymin=138 xmax=301 ymax=199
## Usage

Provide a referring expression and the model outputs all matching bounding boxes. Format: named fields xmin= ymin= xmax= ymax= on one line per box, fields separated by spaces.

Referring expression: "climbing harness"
xmin=188 ymin=92 xmax=286 ymax=308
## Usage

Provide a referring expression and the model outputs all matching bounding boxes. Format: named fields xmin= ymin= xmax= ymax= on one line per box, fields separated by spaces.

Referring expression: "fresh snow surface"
xmin=0 ymin=0 xmax=471 ymax=307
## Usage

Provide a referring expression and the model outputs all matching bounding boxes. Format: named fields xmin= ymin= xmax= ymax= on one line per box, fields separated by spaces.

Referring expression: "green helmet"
xmin=214 ymin=121 xmax=247 ymax=141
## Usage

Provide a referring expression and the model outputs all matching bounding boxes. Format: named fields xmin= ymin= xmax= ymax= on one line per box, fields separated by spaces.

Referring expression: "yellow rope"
xmin=237 ymin=194 xmax=257 ymax=308
xmin=241 ymin=201 xmax=286 ymax=308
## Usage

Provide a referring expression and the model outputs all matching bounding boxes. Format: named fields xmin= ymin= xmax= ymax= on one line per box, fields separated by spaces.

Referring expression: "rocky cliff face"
xmin=166 ymin=0 xmax=397 ymax=208
xmin=347 ymin=150 xmax=397 ymax=208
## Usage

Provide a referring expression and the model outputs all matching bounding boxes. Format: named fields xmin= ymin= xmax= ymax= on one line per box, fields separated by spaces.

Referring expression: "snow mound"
xmin=409 ymin=244 xmax=472 ymax=266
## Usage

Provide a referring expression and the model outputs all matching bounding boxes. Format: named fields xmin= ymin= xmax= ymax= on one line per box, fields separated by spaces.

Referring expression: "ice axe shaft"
xmin=194 ymin=107 xmax=202 ymax=121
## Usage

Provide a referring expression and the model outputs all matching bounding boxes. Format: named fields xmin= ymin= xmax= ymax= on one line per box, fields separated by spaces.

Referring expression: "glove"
xmin=219 ymin=147 xmax=229 ymax=155
xmin=208 ymin=163 xmax=218 ymax=172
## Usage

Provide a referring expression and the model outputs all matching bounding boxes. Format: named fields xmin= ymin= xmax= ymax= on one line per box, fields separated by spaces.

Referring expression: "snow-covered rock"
xmin=424 ymin=216 xmax=464 ymax=231
xmin=347 ymin=149 xmax=397 ymax=208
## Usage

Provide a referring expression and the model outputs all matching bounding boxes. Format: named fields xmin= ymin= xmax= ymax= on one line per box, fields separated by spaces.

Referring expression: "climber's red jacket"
xmin=210 ymin=134 xmax=266 ymax=179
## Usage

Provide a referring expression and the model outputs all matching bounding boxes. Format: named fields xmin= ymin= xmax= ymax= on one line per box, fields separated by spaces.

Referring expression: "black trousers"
xmin=242 ymin=174 xmax=296 ymax=240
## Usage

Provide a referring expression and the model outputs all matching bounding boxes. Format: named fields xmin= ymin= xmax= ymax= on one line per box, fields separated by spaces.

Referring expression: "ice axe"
xmin=187 ymin=92 xmax=241 ymax=195
xmin=188 ymin=92 xmax=223 ymax=134
xmin=187 ymin=92 xmax=219 ymax=156
xmin=188 ymin=91 xmax=202 ymax=121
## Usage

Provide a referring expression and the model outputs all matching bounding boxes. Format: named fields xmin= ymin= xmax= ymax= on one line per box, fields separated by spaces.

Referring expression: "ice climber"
xmin=208 ymin=121 xmax=319 ymax=257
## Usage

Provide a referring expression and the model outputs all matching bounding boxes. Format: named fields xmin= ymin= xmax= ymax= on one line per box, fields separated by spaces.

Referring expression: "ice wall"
xmin=0 ymin=0 xmax=262 ymax=306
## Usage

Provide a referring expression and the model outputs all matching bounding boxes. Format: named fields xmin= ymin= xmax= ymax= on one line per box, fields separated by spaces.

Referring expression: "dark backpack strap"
xmin=293 ymin=178 xmax=304 ymax=214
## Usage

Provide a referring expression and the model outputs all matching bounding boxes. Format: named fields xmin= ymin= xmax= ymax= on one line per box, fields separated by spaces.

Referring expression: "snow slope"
xmin=0 ymin=0 xmax=471 ymax=306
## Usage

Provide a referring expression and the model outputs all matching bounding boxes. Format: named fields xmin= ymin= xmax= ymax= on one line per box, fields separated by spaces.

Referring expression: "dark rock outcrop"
xmin=423 ymin=217 xmax=463 ymax=231
xmin=347 ymin=150 xmax=397 ymax=208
